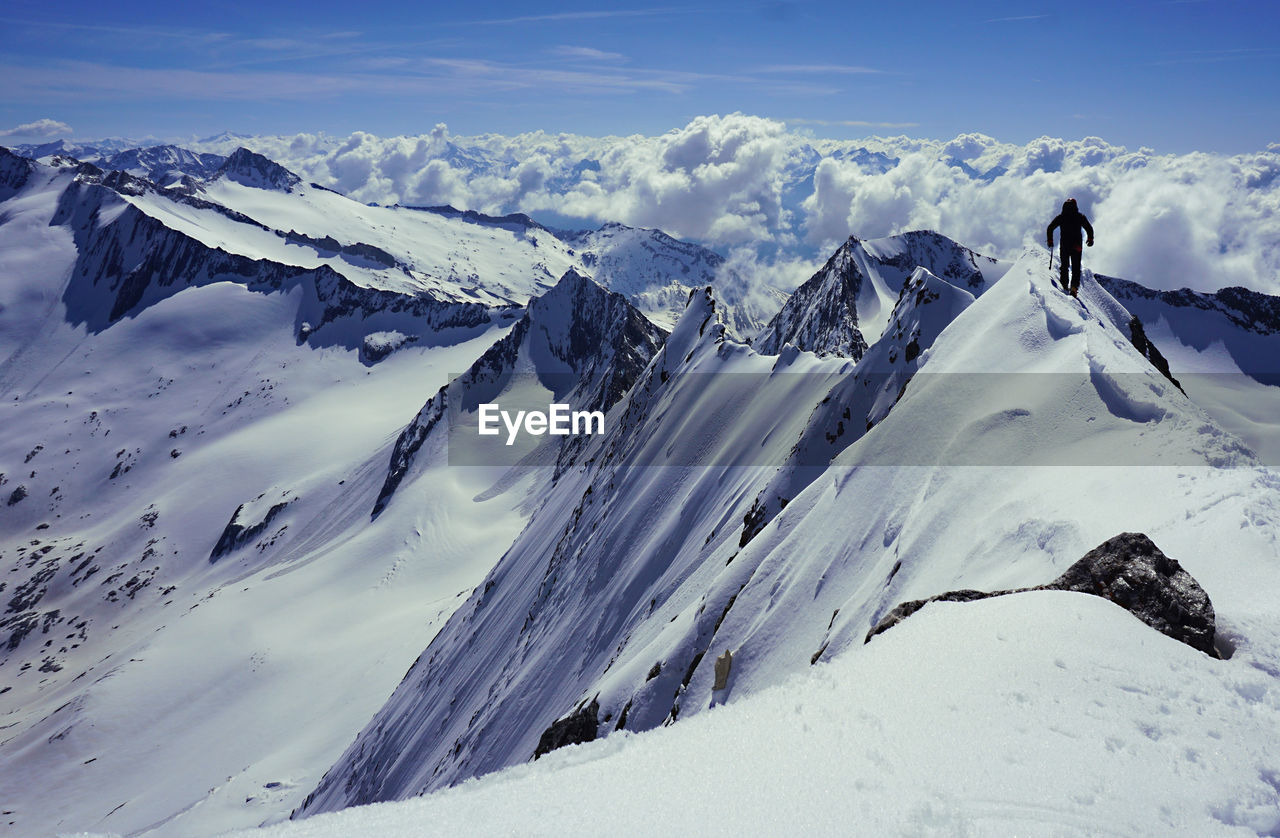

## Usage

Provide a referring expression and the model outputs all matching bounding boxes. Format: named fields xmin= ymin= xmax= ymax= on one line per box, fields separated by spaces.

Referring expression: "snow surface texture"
xmin=228 ymin=592 xmax=1280 ymax=838
xmin=3 ymin=141 xmax=1280 ymax=836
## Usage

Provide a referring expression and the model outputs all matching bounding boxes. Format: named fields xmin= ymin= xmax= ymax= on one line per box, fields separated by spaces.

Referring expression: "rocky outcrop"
xmin=1126 ymin=315 xmax=1184 ymax=393
xmin=0 ymin=146 xmax=35 ymax=198
xmin=866 ymin=532 xmax=1218 ymax=656
xmin=209 ymin=499 xmax=292 ymax=562
xmin=754 ymin=237 xmax=870 ymax=359
xmin=212 ymin=147 xmax=302 ymax=191
xmin=533 ymin=699 xmax=599 ymax=759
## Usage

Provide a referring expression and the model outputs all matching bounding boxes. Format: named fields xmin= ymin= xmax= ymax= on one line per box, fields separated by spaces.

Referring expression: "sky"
xmin=1 ymin=0 xmax=1278 ymax=153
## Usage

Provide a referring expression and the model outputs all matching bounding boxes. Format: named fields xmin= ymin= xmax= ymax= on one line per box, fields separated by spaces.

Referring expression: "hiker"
xmin=1046 ymin=198 xmax=1094 ymax=297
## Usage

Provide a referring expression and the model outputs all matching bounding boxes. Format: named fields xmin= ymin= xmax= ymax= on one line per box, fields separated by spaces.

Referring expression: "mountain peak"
xmin=213 ymin=147 xmax=302 ymax=191
xmin=754 ymin=237 xmax=869 ymax=358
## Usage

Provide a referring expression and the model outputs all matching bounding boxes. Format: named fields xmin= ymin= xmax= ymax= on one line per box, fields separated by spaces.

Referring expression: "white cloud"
xmin=551 ymin=46 xmax=625 ymax=61
xmin=185 ymin=117 xmax=1280 ymax=295
xmin=0 ymin=118 xmax=72 ymax=140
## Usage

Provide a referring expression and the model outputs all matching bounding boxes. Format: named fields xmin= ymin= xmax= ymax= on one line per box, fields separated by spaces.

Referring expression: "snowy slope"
xmin=230 ymin=587 xmax=1280 ymax=837
xmin=298 ymin=245 xmax=1280 ymax=827
xmin=4 ymin=144 xmax=779 ymax=325
xmin=0 ymin=150 xmax=540 ymax=837
xmin=1098 ymin=274 xmax=1280 ymax=464
xmin=373 ymin=268 xmax=665 ymax=516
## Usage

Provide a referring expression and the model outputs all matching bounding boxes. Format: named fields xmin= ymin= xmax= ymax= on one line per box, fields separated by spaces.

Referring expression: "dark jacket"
xmin=1047 ymin=200 xmax=1094 ymax=250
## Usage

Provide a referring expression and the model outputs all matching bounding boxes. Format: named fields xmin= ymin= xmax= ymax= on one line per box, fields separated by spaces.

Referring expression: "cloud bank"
xmin=186 ymin=115 xmax=1280 ymax=294
xmin=0 ymin=118 xmax=73 ymax=140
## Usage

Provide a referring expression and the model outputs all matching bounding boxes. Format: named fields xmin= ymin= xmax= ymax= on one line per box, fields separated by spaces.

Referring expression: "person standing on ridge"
xmin=1047 ymin=198 xmax=1095 ymax=297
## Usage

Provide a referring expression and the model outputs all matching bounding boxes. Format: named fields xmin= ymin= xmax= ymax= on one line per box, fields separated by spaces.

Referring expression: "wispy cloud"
xmin=420 ymin=57 xmax=691 ymax=93
xmin=455 ymin=8 xmax=680 ymax=26
xmin=240 ymin=38 xmax=307 ymax=51
xmin=788 ymin=118 xmax=920 ymax=129
xmin=0 ymin=16 xmax=231 ymax=43
xmin=985 ymin=14 xmax=1049 ymax=22
xmin=758 ymin=64 xmax=885 ymax=75
xmin=1146 ymin=47 xmax=1280 ymax=66
xmin=0 ymin=57 xmax=703 ymax=102
xmin=551 ymin=45 xmax=625 ymax=61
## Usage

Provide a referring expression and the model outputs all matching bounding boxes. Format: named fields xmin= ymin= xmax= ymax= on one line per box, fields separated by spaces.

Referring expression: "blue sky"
xmin=1 ymin=0 xmax=1276 ymax=152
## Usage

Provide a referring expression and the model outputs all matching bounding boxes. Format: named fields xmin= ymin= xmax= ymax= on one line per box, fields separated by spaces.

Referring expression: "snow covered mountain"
xmin=4 ymin=136 xmax=1280 ymax=837
xmin=295 ymin=244 xmax=1280 ymax=827
xmin=6 ymin=142 xmax=775 ymax=333
xmin=373 ymin=268 xmax=665 ymax=516
xmin=0 ymin=146 xmax=700 ymax=836
xmin=754 ymin=230 xmax=1004 ymax=357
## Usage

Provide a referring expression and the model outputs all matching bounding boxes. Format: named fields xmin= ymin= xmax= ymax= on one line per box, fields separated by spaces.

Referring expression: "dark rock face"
xmin=0 ymin=146 xmax=35 ymax=199
xmin=533 ymin=699 xmax=599 ymax=759
xmin=213 ymin=147 xmax=302 ymax=191
xmin=1050 ymin=532 xmax=1216 ymax=655
xmin=1126 ymin=315 xmax=1184 ymax=393
xmin=754 ymin=237 xmax=869 ymax=359
xmin=209 ymin=500 xmax=291 ymax=562
xmin=6 ymin=485 xmax=28 ymax=506
xmin=866 ymin=532 xmax=1218 ymax=656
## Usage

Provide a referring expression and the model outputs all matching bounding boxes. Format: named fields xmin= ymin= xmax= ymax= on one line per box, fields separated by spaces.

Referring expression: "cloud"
xmin=455 ymin=8 xmax=680 ymax=26
xmin=758 ymin=64 xmax=885 ymax=75
xmin=0 ymin=56 xmax=698 ymax=102
xmin=551 ymin=46 xmax=625 ymax=61
xmin=0 ymin=118 xmax=72 ymax=140
xmin=185 ymin=118 xmax=1280 ymax=296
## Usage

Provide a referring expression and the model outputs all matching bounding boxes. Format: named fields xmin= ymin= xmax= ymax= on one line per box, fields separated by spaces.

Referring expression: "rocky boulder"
xmin=866 ymin=532 xmax=1218 ymax=657
xmin=533 ymin=699 xmax=599 ymax=760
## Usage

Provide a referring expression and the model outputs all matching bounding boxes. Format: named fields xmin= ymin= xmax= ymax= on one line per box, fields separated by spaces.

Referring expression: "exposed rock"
xmin=209 ymin=498 xmax=292 ymax=562
xmin=213 ymin=147 xmax=302 ymax=191
xmin=533 ymin=699 xmax=599 ymax=759
xmin=713 ymin=649 xmax=734 ymax=691
xmin=754 ymin=237 xmax=870 ymax=359
xmin=361 ymin=331 xmax=417 ymax=364
xmin=1126 ymin=315 xmax=1184 ymax=394
xmin=1048 ymin=532 xmax=1216 ymax=654
xmin=6 ymin=485 xmax=28 ymax=506
xmin=866 ymin=532 xmax=1218 ymax=656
